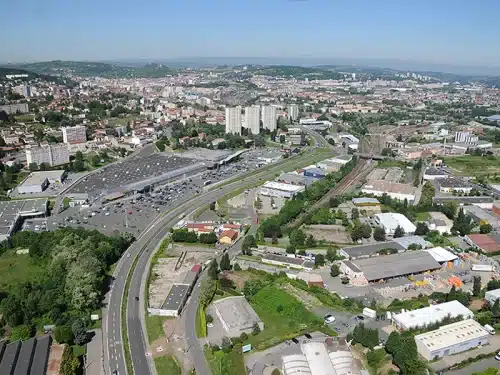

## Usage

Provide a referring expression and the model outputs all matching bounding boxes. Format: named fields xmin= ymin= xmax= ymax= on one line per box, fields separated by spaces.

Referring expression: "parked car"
xmin=324 ymin=314 xmax=336 ymax=324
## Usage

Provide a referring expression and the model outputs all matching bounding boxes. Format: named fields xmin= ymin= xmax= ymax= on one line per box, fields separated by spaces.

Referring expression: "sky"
xmin=3 ymin=0 xmax=500 ymax=67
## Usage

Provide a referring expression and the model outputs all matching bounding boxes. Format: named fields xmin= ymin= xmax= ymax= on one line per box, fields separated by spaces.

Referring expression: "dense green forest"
xmin=0 ymin=228 xmax=132 ymax=334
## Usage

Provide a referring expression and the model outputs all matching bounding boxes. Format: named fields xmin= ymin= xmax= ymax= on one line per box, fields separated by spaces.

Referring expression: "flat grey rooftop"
xmin=161 ymin=284 xmax=190 ymax=311
xmin=349 ymin=251 xmax=441 ymax=281
xmin=14 ymin=337 xmax=36 ymax=375
xmin=263 ymin=253 xmax=304 ymax=266
xmin=0 ymin=341 xmax=21 ymax=375
xmin=341 ymin=242 xmax=404 ymax=259
xmin=212 ymin=296 xmax=262 ymax=331
xmin=29 ymin=335 xmax=51 ymax=375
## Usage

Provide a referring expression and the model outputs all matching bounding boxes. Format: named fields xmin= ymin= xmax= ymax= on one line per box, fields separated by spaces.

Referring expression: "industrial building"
xmin=62 ymin=125 xmax=87 ymax=144
xmin=303 ymin=167 xmax=326 ymax=179
xmin=277 ymin=173 xmax=311 ymax=186
xmin=340 ymin=251 xmax=440 ymax=285
xmin=259 ymin=181 xmax=305 ymax=199
xmin=317 ymin=155 xmax=353 ymax=172
xmin=17 ymin=170 xmax=67 ymax=195
xmin=485 ymin=288 xmax=500 ymax=306
xmin=392 ymin=300 xmax=474 ymax=331
xmin=465 ymin=233 xmax=500 ymax=254
xmin=428 ymin=211 xmax=453 ymax=234
xmin=438 ymin=178 xmax=473 ymax=194
xmin=339 ymin=241 xmax=405 ymax=260
xmin=211 ymin=296 xmax=264 ymax=337
xmin=154 ymin=264 xmax=201 ymax=317
xmin=25 ymin=144 xmax=70 ymax=167
xmin=361 ymin=180 xmax=416 ymax=202
xmin=0 ymin=199 xmax=48 ymax=242
xmin=415 ymin=319 xmax=489 ymax=360
xmin=463 ymin=205 xmax=500 ymax=229
xmin=0 ymin=335 xmax=51 ymax=375
xmin=374 ymin=213 xmax=417 ymax=235
xmin=423 ymin=167 xmax=449 ymax=180
xmin=282 ymin=341 xmax=363 ymax=375
xmin=424 ymin=246 xmax=459 ymax=265
xmin=262 ymin=254 xmax=314 ymax=270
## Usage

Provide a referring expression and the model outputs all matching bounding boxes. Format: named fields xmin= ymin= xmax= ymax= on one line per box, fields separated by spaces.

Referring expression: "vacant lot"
xmin=248 ymin=285 xmax=323 ymax=350
xmin=154 ymin=355 xmax=181 ymax=375
xmin=0 ymin=252 xmax=45 ymax=292
xmin=205 ymin=347 xmax=246 ymax=375
xmin=303 ymin=224 xmax=351 ymax=244
xmin=445 ymin=155 xmax=500 ymax=176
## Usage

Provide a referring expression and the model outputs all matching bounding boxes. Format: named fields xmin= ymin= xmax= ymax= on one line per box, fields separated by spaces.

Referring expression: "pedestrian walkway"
xmin=86 ymin=329 xmax=105 ymax=375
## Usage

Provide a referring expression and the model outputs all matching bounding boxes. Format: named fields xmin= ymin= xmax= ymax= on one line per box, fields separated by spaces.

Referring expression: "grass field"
xmin=154 ymin=355 xmax=181 ymax=375
xmin=248 ymin=285 xmax=323 ymax=350
xmin=196 ymin=304 xmax=207 ymax=338
xmin=445 ymin=155 xmax=500 ymax=176
xmin=205 ymin=347 xmax=246 ymax=375
xmin=414 ymin=211 xmax=431 ymax=221
xmin=146 ymin=315 xmax=170 ymax=343
xmin=0 ymin=252 xmax=45 ymax=292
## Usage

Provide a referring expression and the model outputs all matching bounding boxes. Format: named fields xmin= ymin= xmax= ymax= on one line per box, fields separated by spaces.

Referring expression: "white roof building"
xmin=260 ymin=181 xmax=305 ymax=199
xmin=425 ymin=247 xmax=458 ymax=263
xmin=415 ymin=319 xmax=490 ymax=360
xmin=302 ymin=342 xmax=336 ymax=375
xmin=374 ymin=213 xmax=417 ymax=235
xmin=392 ymin=300 xmax=474 ymax=330
xmin=282 ymin=354 xmax=311 ymax=375
xmin=485 ymin=288 xmax=500 ymax=306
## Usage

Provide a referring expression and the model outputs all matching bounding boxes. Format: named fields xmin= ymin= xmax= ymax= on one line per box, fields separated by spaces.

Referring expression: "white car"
xmin=324 ymin=314 xmax=336 ymax=324
xmin=495 ymin=351 xmax=500 ymax=361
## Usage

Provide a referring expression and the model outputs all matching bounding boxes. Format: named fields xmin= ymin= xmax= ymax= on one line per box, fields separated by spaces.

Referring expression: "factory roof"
xmin=415 ymin=319 xmax=488 ymax=352
xmin=347 ymin=251 xmax=440 ymax=281
xmin=282 ymin=354 xmax=312 ymax=375
xmin=424 ymin=167 xmax=449 ymax=176
xmin=392 ymin=300 xmax=473 ymax=330
xmin=14 ymin=338 xmax=36 ymax=375
xmin=212 ymin=296 xmax=262 ymax=332
xmin=261 ymin=181 xmax=305 ymax=193
xmin=0 ymin=341 xmax=21 ymax=375
xmin=302 ymin=342 xmax=336 ymax=375
xmin=466 ymin=233 xmax=500 ymax=253
xmin=433 ymin=195 xmax=494 ymax=204
xmin=29 ymin=335 xmax=51 ymax=375
xmin=161 ymin=284 xmax=190 ymax=311
xmin=425 ymin=246 xmax=458 ymax=263
xmin=393 ymin=235 xmax=429 ymax=249
xmin=19 ymin=173 xmax=49 ymax=187
xmin=439 ymin=178 xmax=472 ymax=189
xmin=341 ymin=241 xmax=404 ymax=259
xmin=375 ymin=213 xmax=417 ymax=233
xmin=464 ymin=206 xmax=500 ymax=227
xmin=352 ymin=197 xmax=380 ymax=206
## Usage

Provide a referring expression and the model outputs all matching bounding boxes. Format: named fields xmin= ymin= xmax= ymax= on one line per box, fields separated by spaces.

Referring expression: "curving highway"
xmin=102 ymin=144 xmax=333 ymax=375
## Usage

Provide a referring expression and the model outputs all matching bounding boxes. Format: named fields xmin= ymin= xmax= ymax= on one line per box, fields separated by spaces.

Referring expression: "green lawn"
xmin=205 ymin=348 xmax=246 ymax=375
xmin=0 ymin=252 xmax=45 ymax=292
xmin=414 ymin=212 xmax=431 ymax=222
xmin=72 ymin=345 xmax=86 ymax=357
xmin=445 ymin=155 xmax=500 ymax=177
xmin=146 ymin=315 xmax=171 ymax=343
xmin=247 ymin=286 xmax=323 ymax=350
xmin=196 ymin=304 xmax=207 ymax=338
xmin=154 ymin=355 xmax=181 ymax=375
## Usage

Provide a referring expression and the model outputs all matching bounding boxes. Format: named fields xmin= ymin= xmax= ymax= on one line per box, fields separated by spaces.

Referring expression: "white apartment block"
xmin=26 ymin=144 xmax=70 ymax=166
xmin=244 ymin=106 xmax=260 ymax=135
xmin=262 ymin=105 xmax=277 ymax=131
xmin=225 ymin=106 xmax=242 ymax=135
xmin=62 ymin=125 xmax=87 ymax=144
xmin=287 ymin=104 xmax=299 ymax=121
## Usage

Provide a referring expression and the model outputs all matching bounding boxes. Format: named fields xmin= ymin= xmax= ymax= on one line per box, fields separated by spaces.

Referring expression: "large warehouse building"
xmin=392 ymin=300 xmax=474 ymax=331
xmin=259 ymin=181 xmax=305 ymax=199
xmin=485 ymin=288 xmax=500 ymax=306
xmin=17 ymin=170 xmax=67 ymax=194
xmin=415 ymin=319 xmax=489 ymax=360
xmin=340 ymin=251 xmax=440 ymax=285
xmin=210 ymin=296 xmax=264 ymax=337
xmin=0 ymin=198 xmax=48 ymax=242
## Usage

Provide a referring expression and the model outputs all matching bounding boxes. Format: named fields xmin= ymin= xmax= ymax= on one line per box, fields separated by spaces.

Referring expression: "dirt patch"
xmin=280 ymin=283 xmax=323 ymax=310
xmin=303 ymin=224 xmax=352 ymax=244
xmin=226 ymin=270 xmax=260 ymax=289
xmin=47 ymin=344 xmax=65 ymax=375
xmin=469 ymin=298 xmax=485 ymax=312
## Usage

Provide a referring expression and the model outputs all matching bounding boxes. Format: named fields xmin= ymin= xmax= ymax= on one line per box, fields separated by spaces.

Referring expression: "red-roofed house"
xmin=219 ymin=230 xmax=238 ymax=245
xmin=223 ymin=223 xmax=242 ymax=230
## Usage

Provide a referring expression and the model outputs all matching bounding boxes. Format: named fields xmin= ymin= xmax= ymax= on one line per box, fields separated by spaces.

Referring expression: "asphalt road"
xmin=103 ymin=146 xmax=330 ymax=375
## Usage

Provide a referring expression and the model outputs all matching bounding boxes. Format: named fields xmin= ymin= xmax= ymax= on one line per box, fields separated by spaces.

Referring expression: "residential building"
xmin=225 ymin=106 xmax=242 ymax=135
xmin=244 ymin=105 xmax=260 ymax=135
xmin=62 ymin=125 xmax=87 ymax=144
xmin=262 ymin=105 xmax=277 ymax=131
xmin=287 ymin=104 xmax=299 ymax=121
xmin=13 ymin=85 xmax=31 ymax=97
xmin=219 ymin=230 xmax=238 ymax=244
xmin=415 ymin=319 xmax=489 ymax=360
xmin=391 ymin=300 xmax=474 ymax=331
xmin=25 ymin=144 xmax=70 ymax=167
xmin=0 ymin=103 xmax=29 ymax=114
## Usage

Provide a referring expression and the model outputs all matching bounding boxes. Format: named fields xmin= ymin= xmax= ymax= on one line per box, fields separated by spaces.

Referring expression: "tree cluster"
xmin=171 ymin=229 xmax=217 ymax=244
xmin=348 ymin=323 xmax=379 ymax=349
xmin=385 ymin=331 xmax=427 ymax=375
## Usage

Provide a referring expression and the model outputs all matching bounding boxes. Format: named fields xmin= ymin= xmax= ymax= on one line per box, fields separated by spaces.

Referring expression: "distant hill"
xmin=0 ymin=66 xmax=70 ymax=85
xmin=244 ymin=65 xmax=344 ymax=80
xmin=12 ymin=60 xmax=178 ymax=78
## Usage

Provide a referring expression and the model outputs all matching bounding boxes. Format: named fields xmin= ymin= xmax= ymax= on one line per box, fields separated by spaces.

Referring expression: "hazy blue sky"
xmin=3 ymin=0 xmax=500 ymax=65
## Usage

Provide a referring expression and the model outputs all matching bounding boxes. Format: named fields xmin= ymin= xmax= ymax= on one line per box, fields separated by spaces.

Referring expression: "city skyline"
xmin=3 ymin=0 xmax=500 ymax=68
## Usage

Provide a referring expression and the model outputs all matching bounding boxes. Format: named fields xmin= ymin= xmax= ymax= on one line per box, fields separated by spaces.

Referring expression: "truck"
xmin=362 ymin=307 xmax=377 ymax=319
xmin=484 ymin=324 xmax=496 ymax=335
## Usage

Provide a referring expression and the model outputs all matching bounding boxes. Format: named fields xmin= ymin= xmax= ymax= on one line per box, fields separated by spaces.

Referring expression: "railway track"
xmin=289 ymin=158 xmax=374 ymax=228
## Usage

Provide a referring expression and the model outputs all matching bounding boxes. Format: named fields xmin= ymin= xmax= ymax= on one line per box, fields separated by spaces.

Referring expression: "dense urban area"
xmin=2 ymin=60 xmax=500 ymax=375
